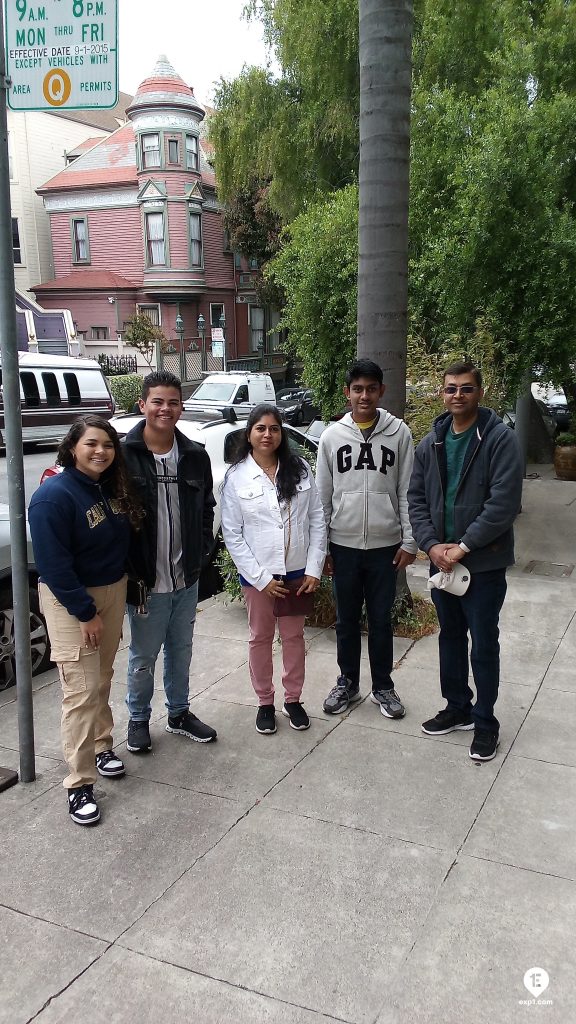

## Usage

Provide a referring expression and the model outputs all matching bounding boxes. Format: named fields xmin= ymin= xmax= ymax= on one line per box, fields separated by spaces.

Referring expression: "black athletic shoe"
xmin=68 ymin=785 xmax=100 ymax=826
xmin=166 ymin=710 xmax=217 ymax=743
xmin=421 ymin=709 xmax=474 ymax=735
xmin=282 ymin=702 xmax=310 ymax=730
xmin=127 ymin=719 xmax=152 ymax=753
xmin=95 ymin=749 xmax=125 ymax=777
xmin=256 ymin=705 xmax=277 ymax=734
xmin=469 ymin=729 xmax=500 ymax=761
xmin=323 ymin=676 xmax=361 ymax=714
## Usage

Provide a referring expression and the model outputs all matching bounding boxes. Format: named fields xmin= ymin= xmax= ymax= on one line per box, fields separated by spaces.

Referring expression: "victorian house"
xmin=33 ymin=57 xmax=284 ymax=380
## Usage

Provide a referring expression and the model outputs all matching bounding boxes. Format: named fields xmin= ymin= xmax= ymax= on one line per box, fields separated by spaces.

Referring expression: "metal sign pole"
xmin=0 ymin=0 xmax=35 ymax=782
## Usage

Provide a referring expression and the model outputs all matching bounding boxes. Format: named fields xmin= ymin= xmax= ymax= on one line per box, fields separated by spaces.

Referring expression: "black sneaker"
xmin=127 ymin=720 xmax=152 ymax=753
xmin=421 ymin=709 xmax=474 ymax=735
xmin=282 ymin=702 xmax=310 ymax=730
xmin=470 ymin=729 xmax=500 ymax=761
xmin=166 ymin=710 xmax=217 ymax=743
xmin=256 ymin=705 xmax=277 ymax=734
xmin=95 ymin=750 xmax=125 ymax=778
xmin=68 ymin=785 xmax=100 ymax=826
xmin=370 ymin=688 xmax=405 ymax=719
xmin=323 ymin=676 xmax=361 ymax=714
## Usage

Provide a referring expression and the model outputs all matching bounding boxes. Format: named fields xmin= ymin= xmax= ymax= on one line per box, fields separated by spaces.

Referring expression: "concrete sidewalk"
xmin=1 ymin=466 xmax=575 ymax=1023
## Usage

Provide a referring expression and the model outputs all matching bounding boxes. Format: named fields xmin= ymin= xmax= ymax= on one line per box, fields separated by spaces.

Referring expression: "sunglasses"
xmin=442 ymin=385 xmax=478 ymax=395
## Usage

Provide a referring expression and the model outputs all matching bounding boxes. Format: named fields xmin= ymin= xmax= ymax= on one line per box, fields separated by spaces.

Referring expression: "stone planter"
xmin=553 ymin=444 xmax=576 ymax=481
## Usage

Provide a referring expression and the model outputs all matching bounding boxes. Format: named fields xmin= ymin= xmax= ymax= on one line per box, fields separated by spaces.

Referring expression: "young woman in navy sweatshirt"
xmin=29 ymin=415 xmax=142 ymax=826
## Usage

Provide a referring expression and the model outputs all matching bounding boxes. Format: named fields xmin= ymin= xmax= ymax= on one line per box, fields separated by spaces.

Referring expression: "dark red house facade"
xmin=33 ymin=56 xmax=282 ymax=380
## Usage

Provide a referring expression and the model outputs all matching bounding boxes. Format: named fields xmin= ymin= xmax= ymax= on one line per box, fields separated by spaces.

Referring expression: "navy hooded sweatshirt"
xmin=28 ymin=467 xmax=131 ymax=621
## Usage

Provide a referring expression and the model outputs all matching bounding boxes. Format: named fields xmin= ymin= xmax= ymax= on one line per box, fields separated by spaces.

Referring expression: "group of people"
xmin=28 ymin=356 xmax=523 ymax=828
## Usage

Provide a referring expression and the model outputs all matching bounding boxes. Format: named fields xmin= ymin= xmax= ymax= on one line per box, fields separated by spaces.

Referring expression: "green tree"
xmin=210 ymin=0 xmax=359 ymax=221
xmin=268 ymin=185 xmax=358 ymax=417
xmin=123 ymin=314 xmax=168 ymax=369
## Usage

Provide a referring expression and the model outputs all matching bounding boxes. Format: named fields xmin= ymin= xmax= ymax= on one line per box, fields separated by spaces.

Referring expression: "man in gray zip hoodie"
xmin=408 ymin=360 xmax=523 ymax=762
xmin=316 ymin=359 xmax=418 ymax=718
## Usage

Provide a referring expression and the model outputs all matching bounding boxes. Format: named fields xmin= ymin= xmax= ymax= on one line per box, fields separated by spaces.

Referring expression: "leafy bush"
xmin=214 ymin=546 xmax=437 ymax=639
xmin=555 ymin=432 xmax=576 ymax=446
xmin=107 ymin=374 xmax=143 ymax=413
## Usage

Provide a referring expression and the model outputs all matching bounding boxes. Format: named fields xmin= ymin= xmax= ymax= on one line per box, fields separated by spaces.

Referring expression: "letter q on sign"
xmin=43 ymin=68 xmax=72 ymax=106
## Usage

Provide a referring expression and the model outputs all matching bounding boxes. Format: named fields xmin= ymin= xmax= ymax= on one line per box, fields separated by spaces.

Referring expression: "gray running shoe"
xmin=370 ymin=688 xmax=405 ymax=719
xmin=323 ymin=676 xmax=361 ymax=714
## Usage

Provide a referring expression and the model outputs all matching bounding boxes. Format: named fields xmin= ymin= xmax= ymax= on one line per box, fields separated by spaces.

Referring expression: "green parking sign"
xmin=4 ymin=0 xmax=118 ymax=110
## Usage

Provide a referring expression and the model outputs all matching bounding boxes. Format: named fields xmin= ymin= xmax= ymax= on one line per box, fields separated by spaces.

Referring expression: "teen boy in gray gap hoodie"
xmin=315 ymin=359 xmax=417 ymax=721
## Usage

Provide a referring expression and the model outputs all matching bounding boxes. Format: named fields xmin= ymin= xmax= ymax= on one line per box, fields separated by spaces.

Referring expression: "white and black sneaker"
xmin=95 ymin=750 xmax=125 ymax=778
xmin=68 ymin=785 xmax=100 ymax=826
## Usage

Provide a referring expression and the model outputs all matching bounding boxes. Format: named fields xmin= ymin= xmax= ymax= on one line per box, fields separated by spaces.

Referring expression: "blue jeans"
xmin=126 ymin=584 xmax=198 ymax=721
xmin=430 ymin=567 xmax=507 ymax=732
xmin=330 ymin=542 xmax=399 ymax=692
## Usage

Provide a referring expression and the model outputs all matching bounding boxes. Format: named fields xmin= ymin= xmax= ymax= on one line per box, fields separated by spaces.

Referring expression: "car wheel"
xmin=0 ymin=585 xmax=52 ymax=691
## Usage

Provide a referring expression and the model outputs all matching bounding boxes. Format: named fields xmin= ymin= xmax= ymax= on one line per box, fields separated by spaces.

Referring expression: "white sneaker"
xmin=68 ymin=785 xmax=100 ymax=826
xmin=95 ymin=750 xmax=125 ymax=777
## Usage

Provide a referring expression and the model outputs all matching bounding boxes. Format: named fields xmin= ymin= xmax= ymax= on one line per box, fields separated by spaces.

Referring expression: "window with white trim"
xmin=72 ymin=217 xmax=89 ymax=263
xmin=186 ymin=134 xmax=199 ymax=170
xmin=249 ymin=306 xmax=265 ymax=352
xmin=142 ymin=133 xmax=161 ymax=168
xmin=210 ymin=303 xmax=224 ymax=329
xmin=138 ymin=304 xmax=161 ymax=326
xmin=91 ymin=327 xmax=109 ymax=340
xmin=190 ymin=210 xmax=202 ymax=267
xmin=145 ymin=211 xmax=166 ymax=265
xmin=12 ymin=218 xmax=22 ymax=264
xmin=168 ymin=139 xmax=180 ymax=164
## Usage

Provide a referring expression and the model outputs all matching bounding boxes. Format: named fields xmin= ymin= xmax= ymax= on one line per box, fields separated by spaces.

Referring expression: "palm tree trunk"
xmin=357 ymin=0 xmax=413 ymax=420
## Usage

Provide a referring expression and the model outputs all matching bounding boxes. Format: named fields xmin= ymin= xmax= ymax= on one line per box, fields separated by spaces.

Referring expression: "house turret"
xmin=128 ymin=56 xmax=207 ymax=295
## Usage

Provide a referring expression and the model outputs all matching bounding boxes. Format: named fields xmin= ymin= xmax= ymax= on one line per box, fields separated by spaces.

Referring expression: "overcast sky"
xmin=117 ymin=0 xmax=273 ymax=103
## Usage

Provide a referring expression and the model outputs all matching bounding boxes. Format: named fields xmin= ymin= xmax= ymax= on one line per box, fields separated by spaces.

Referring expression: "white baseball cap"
xmin=427 ymin=563 xmax=471 ymax=597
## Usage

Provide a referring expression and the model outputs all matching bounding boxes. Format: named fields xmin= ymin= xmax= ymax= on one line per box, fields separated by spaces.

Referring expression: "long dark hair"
xmin=58 ymin=415 xmax=143 ymax=528
xmin=228 ymin=403 xmax=307 ymax=502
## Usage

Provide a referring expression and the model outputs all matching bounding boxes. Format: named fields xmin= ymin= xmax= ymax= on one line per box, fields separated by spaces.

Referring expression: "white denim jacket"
xmin=221 ymin=455 xmax=327 ymax=591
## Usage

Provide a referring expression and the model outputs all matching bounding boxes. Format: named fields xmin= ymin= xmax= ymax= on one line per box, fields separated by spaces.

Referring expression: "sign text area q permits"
xmin=4 ymin=0 xmax=118 ymax=110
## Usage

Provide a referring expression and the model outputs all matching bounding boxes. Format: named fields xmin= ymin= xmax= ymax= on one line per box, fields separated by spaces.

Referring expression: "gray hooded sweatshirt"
xmin=315 ymin=410 xmax=418 ymax=552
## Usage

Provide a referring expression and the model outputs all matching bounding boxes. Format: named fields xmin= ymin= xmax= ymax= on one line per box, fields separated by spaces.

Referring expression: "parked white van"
xmin=0 ymin=352 xmax=115 ymax=446
xmin=183 ymin=371 xmax=275 ymax=416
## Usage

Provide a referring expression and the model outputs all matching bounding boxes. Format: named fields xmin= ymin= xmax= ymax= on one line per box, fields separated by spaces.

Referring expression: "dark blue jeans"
xmin=430 ymin=567 xmax=507 ymax=732
xmin=330 ymin=542 xmax=399 ymax=692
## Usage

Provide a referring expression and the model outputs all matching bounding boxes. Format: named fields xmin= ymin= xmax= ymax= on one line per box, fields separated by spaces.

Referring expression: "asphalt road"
xmin=0 ymin=444 xmax=59 ymax=507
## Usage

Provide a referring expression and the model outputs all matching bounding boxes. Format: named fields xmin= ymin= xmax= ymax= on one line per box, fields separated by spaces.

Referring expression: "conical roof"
xmin=127 ymin=55 xmax=205 ymax=119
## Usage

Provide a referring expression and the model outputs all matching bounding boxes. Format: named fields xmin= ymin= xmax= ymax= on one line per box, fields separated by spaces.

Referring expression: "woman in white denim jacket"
xmin=221 ymin=404 xmax=326 ymax=735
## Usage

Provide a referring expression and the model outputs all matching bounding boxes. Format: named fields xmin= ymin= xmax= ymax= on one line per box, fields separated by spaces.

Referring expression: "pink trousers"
xmin=243 ymin=586 xmax=306 ymax=705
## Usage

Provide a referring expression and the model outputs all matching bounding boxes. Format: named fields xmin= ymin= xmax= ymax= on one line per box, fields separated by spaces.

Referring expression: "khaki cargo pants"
xmin=39 ymin=578 xmax=127 ymax=790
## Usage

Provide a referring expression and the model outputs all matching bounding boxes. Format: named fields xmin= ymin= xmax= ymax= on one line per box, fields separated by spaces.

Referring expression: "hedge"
xmin=107 ymin=374 xmax=143 ymax=413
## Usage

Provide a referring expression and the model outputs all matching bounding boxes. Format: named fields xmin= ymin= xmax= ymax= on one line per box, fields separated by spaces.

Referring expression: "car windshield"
xmin=190 ymin=382 xmax=236 ymax=401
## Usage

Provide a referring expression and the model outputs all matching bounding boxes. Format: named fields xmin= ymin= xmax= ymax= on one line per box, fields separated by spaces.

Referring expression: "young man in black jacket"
xmin=122 ymin=371 xmax=217 ymax=752
xmin=408 ymin=361 xmax=523 ymax=762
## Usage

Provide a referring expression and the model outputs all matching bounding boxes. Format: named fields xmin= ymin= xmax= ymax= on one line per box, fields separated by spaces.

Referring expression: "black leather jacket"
xmin=122 ymin=421 xmax=215 ymax=589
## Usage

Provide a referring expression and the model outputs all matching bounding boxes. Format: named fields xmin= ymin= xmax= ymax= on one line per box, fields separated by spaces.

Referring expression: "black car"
xmin=276 ymin=388 xmax=321 ymax=426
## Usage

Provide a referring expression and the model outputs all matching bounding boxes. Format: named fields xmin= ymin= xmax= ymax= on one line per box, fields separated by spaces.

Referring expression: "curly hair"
xmin=226 ymin=403 xmax=307 ymax=502
xmin=58 ymin=415 xmax=144 ymax=528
